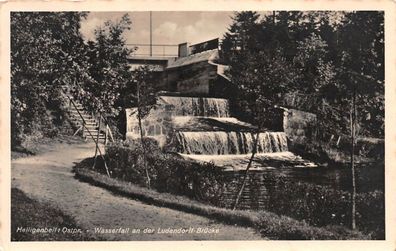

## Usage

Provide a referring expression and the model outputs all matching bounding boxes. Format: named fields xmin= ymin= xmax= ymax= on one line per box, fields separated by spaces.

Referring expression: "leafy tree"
xmin=222 ymin=12 xmax=301 ymax=209
xmin=337 ymin=11 xmax=384 ymax=138
xmin=11 ymin=12 xmax=88 ymax=147
xmin=230 ymin=47 xmax=300 ymax=209
xmin=336 ymin=11 xmax=384 ymax=230
xmin=81 ymin=14 xmax=134 ymax=118
xmin=222 ymin=11 xmax=384 ymax=216
xmin=130 ymin=66 xmax=158 ymax=188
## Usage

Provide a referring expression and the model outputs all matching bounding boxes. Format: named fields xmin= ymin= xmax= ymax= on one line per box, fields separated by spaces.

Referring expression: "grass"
xmin=11 ymin=188 xmax=101 ymax=241
xmin=74 ymin=166 xmax=369 ymax=240
xmin=11 ymin=134 xmax=85 ymax=160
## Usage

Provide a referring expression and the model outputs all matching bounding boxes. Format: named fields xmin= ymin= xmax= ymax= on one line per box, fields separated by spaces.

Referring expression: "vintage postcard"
xmin=1 ymin=0 xmax=395 ymax=250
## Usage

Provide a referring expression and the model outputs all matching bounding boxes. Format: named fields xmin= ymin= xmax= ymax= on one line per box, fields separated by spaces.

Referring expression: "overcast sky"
xmin=80 ymin=11 xmax=241 ymax=55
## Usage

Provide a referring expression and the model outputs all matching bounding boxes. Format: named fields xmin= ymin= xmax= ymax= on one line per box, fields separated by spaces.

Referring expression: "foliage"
xmin=11 ymin=12 xmax=88 ymax=146
xmin=221 ymin=11 xmax=384 ymax=139
xmin=75 ymin=157 xmax=369 ymax=240
xmin=11 ymin=12 xmax=148 ymax=145
xmin=105 ymin=139 xmax=228 ymax=204
xmin=81 ymin=14 xmax=134 ymax=116
xmin=103 ymin=139 xmax=383 ymax=238
xmin=262 ymin=174 xmax=384 ymax=239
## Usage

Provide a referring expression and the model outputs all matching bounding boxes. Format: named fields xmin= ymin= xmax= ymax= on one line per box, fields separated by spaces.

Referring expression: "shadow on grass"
xmin=11 ymin=188 xmax=101 ymax=241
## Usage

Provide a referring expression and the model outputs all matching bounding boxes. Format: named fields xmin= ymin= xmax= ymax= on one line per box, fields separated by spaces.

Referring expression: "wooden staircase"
xmin=61 ymin=84 xmax=114 ymax=145
xmin=67 ymin=99 xmax=107 ymax=143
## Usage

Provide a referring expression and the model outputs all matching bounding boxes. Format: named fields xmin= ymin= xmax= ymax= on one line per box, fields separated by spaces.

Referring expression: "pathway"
xmin=11 ymin=141 xmax=263 ymax=240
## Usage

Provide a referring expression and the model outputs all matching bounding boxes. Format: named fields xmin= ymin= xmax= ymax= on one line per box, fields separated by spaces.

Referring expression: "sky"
xmin=79 ymin=11 xmax=238 ymax=56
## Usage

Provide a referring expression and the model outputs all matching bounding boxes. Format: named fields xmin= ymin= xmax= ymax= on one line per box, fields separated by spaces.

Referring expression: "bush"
xmin=263 ymin=174 xmax=384 ymax=239
xmin=105 ymin=139 xmax=228 ymax=205
xmin=103 ymin=139 xmax=384 ymax=239
xmin=74 ymin=167 xmax=369 ymax=240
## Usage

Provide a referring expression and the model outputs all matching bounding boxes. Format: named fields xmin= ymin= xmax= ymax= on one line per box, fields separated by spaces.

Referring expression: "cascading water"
xmin=126 ymin=94 xmax=312 ymax=210
xmin=127 ymin=95 xmax=290 ymax=157
xmin=159 ymin=96 xmax=230 ymax=117
xmin=176 ymin=131 xmax=288 ymax=155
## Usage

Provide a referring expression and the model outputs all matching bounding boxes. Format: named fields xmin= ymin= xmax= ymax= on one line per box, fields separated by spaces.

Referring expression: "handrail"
xmin=62 ymin=91 xmax=110 ymax=177
xmin=67 ymin=82 xmax=115 ymax=143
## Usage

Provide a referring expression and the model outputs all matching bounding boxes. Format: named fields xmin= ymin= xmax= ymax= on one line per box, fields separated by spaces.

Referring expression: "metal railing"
xmin=127 ymin=43 xmax=179 ymax=57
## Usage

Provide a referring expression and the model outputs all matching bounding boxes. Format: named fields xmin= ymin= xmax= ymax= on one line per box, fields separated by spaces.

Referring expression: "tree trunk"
xmin=350 ymin=89 xmax=357 ymax=230
xmin=137 ymin=81 xmax=151 ymax=189
xmin=232 ymin=129 xmax=260 ymax=210
xmin=138 ymin=111 xmax=151 ymax=189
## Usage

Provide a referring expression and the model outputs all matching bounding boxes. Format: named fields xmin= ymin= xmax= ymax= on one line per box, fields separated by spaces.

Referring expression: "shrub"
xmin=74 ymin=167 xmax=369 ymax=240
xmin=103 ymin=139 xmax=384 ymax=239
xmin=105 ymin=139 xmax=228 ymax=205
xmin=262 ymin=174 xmax=384 ymax=239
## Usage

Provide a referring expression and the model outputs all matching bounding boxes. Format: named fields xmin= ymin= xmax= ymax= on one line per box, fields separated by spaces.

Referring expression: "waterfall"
xmin=160 ymin=96 xmax=230 ymax=117
xmin=127 ymin=95 xmax=290 ymax=157
xmin=176 ymin=131 xmax=288 ymax=155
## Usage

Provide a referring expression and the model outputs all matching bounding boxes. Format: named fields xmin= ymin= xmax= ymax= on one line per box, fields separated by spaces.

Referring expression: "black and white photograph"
xmin=2 ymin=1 xmax=395 ymax=249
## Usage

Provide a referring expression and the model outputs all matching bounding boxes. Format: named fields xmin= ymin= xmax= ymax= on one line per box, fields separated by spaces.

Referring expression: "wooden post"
xmin=82 ymin=122 xmax=85 ymax=140
xmin=233 ymin=130 xmax=260 ymax=210
xmin=67 ymin=95 xmax=110 ymax=177
xmin=105 ymin=124 xmax=108 ymax=146
xmin=92 ymin=114 xmax=101 ymax=169
xmin=336 ymin=136 xmax=341 ymax=146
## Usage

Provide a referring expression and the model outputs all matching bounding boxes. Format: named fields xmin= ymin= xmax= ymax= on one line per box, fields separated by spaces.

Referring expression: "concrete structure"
xmin=127 ymin=38 xmax=231 ymax=97
xmin=126 ymin=39 xmax=318 ymax=147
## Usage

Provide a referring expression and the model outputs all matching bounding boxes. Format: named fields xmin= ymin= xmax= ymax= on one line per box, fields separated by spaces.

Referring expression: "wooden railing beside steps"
xmin=61 ymin=85 xmax=115 ymax=146
xmin=60 ymin=90 xmax=111 ymax=177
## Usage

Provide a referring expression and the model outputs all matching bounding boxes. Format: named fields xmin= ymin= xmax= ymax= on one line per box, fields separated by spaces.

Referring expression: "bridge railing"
xmin=127 ymin=43 xmax=179 ymax=57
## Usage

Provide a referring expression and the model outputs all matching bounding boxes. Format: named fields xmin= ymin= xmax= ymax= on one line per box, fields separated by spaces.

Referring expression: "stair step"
xmin=86 ymin=135 xmax=106 ymax=139
xmin=84 ymin=130 xmax=105 ymax=135
xmin=71 ymin=118 xmax=95 ymax=123
xmin=69 ymin=113 xmax=93 ymax=118
xmin=70 ymin=116 xmax=96 ymax=122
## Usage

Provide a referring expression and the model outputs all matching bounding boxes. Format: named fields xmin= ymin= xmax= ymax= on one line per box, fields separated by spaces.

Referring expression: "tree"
xmin=82 ymin=14 xmax=134 ymax=117
xmin=11 ymin=12 xmax=88 ymax=147
xmin=337 ymin=11 xmax=384 ymax=138
xmin=220 ymin=11 xmax=261 ymax=65
xmin=223 ymin=12 xmax=300 ymax=209
xmin=336 ymin=11 xmax=384 ymax=230
xmin=131 ymin=66 xmax=158 ymax=188
xmin=77 ymin=14 xmax=136 ymax=172
xmin=231 ymin=48 xmax=300 ymax=209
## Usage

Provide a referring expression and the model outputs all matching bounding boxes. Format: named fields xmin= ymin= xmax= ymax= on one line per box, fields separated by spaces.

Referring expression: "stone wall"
xmin=125 ymin=105 xmax=173 ymax=147
xmin=283 ymin=108 xmax=317 ymax=144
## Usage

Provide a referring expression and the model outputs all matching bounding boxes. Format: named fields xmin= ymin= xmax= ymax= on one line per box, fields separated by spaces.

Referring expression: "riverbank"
xmin=73 ymin=164 xmax=367 ymax=240
xmin=289 ymin=137 xmax=384 ymax=165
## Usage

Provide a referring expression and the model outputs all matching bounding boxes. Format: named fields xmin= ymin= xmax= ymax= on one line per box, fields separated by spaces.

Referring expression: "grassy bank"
xmin=11 ymin=188 xmax=100 ymax=241
xmin=11 ymin=135 xmax=85 ymax=160
xmin=74 ymin=166 xmax=368 ymax=240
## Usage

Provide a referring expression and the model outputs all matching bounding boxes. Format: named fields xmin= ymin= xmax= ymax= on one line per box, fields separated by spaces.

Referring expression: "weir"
xmin=159 ymin=96 xmax=230 ymax=117
xmin=125 ymin=95 xmax=314 ymax=210
xmin=127 ymin=95 xmax=296 ymax=162
xmin=176 ymin=131 xmax=288 ymax=155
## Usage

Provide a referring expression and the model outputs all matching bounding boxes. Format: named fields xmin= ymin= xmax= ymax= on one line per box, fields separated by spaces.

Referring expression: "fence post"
xmin=105 ymin=124 xmax=108 ymax=145
xmin=82 ymin=121 xmax=85 ymax=139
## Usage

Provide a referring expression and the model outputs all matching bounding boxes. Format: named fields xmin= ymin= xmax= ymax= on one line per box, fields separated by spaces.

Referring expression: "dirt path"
xmin=11 ymin=142 xmax=263 ymax=240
